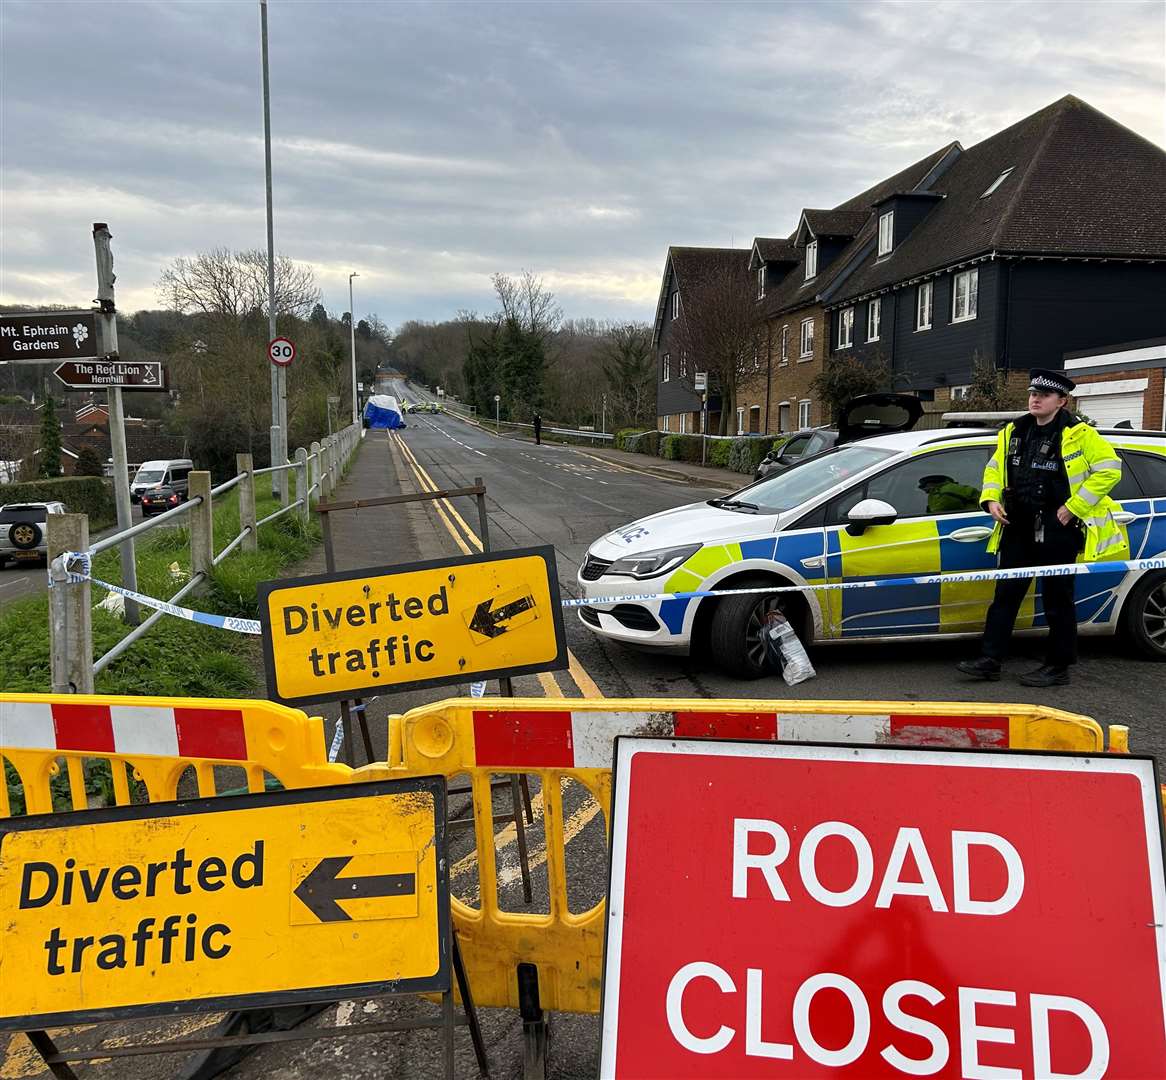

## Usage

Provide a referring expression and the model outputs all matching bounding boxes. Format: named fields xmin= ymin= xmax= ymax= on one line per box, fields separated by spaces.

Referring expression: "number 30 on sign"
xmin=268 ymin=338 xmax=296 ymax=367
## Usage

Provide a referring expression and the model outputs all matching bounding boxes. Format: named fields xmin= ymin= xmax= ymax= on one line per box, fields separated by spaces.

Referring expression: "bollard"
xmin=237 ymin=453 xmax=258 ymax=553
xmin=47 ymin=513 xmax=93 ymax=694
xmin=294 ymin=447 xmax=309 ymax=523
xmin=189 ymin=471 xmax=213 ymax=576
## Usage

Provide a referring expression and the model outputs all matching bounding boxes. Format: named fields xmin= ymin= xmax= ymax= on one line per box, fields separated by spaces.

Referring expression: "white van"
xmin=130 ymin=459 xmax=194 ymax=503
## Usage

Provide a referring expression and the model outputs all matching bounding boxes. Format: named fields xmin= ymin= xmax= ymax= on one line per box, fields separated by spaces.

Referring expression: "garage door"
xmin=1082 ymin=391 xmax=1143 ymax=427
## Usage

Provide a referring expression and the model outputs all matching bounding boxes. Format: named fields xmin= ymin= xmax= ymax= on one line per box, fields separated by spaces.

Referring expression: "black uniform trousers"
xmin=981 ymin=520 xmax=1080 ymax=669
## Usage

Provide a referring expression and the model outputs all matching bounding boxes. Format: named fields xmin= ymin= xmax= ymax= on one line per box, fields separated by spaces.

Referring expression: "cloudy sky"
xmin=1 ymin=0 xmax=1163 ymax=328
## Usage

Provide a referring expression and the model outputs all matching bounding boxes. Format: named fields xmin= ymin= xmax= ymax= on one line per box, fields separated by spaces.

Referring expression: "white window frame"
xmin=878 ymin=211 xmax=894 ymax=256
xmin=661 ymin=414 xmax=671 ymax=432
xmin=915 ymin=282 xmax=933 ymax=331
xmin=662 ymin=352 xmax=670 ymax=382
xmin=837 ymin=307 xmax=854 ymax=350
xmin=756 ymin=266 xmax=765 ymax=300
xmin=804 ymin=240 xmax=818 ymax=280
xmin=679 ymin=350 xmax=688 ymax=379
xmin=951 ymin=268 xmax=978 ymax=323
xmin=798 ymin=400 xmax=812 ymax=428
xmin=799 ymin=316 xmax=814 ymax=359
xmin=671 ymin=292 xmax=679 ymax=320
xmin=780 ymin=324 xmax=790 ymax=364
xmin=950 ymin=385 xmax=971 ymax=401
xmin=778 ymin=401 xmax=791 ymax=432
xmin=736 ymin=406 xmax=745 ymax=435
xmin=678 ymin=413 xmax=688 ymax=434
xmin=867 ymin=297 xmax=881 ymax=342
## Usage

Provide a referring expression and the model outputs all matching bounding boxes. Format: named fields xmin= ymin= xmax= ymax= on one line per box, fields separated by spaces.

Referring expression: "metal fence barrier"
xmin=45 ymin=424 xmax=363 ymax=694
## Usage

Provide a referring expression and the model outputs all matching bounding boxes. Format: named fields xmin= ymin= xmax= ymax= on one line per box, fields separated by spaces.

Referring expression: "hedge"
xmin=0 ymin=476 xmax=116 ymax=527
xmin=660 ymin=434 xmax=706 ymax=463
xmin=617 ymin=429 xmax=659 ymax=456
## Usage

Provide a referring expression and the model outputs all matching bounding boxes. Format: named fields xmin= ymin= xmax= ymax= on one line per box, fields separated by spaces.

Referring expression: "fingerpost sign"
xmin=268 ymin=337 xmax=296 ymax=367
xmin=601 ymin=740 xmax=1166 ymax=1078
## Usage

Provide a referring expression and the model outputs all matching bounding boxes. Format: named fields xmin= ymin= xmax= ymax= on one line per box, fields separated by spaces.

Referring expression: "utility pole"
xmin=259 ymin=0 xmax=286 ymax=502
xmin=601 ymin=393 xmax=607 ymax=435
xmin=93 ymin=223 xmax=140 ymax=625
xmin=349 ymin=272 xmax=359 ymax=425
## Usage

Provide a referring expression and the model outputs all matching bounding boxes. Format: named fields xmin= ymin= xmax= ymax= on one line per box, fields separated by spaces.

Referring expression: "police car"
xmin=577 ymin=426 xmax=1166 ymax=677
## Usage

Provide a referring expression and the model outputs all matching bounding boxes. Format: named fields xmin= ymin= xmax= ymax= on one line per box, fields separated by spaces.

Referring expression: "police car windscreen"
xmin=746 ymin=445 xmax=895 ymax=512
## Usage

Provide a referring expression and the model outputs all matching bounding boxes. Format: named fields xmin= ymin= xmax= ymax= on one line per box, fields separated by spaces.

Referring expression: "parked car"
xmin=754 ymin=394 xmax=924 ymax=480
xmin=0 ymin=502 xmax=66 ymax=568
xmin=130 ymin=459 xmax=193 ymax=504
xmin=140 ymin=485 xmax=182 ymax=518
xmin=577 ymin=427 xmax=1166 ymax=676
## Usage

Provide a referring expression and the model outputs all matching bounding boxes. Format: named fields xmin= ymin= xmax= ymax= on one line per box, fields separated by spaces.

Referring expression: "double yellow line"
xmin=391 ymin=433 xmax=603 ymax=699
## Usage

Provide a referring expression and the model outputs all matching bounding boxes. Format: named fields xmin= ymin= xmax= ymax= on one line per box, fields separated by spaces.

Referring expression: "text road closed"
xmin=601 ymin=741 xmax=1166 ymax=1078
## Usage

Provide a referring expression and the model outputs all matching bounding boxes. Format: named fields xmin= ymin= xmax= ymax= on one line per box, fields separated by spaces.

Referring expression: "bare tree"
xmin=156 ymin=249 xmax=319 ymax=319
xmin=671 ymin=252 xmax=763 ymax=433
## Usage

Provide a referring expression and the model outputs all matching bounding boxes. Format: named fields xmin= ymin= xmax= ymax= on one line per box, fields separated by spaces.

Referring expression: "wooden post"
xmin=189 ymin=471 xmax=213 ymax=575
xmin=294 ymin=447 xmax=309 ymax=522
xmin=236 ymin=453 xmax=258 ymax=552
xmin=308 ymin=441 xmax=320 ymax=503
xmin=47 ymin=513 xmax=93 ymax=694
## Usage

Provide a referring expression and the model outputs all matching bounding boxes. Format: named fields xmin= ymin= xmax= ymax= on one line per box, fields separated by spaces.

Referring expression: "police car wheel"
xmin=1122 ymin=572 xmax=1166 ymax=660
xmin=709 ymin=589 xmax=789 ymax=679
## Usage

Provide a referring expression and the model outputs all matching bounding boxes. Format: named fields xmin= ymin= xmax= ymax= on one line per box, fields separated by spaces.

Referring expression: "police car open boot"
xmin=955 ymin=657 xmax=1001 ymax=680
xmin=1018 ymin=664 xmax=1070 ymax=687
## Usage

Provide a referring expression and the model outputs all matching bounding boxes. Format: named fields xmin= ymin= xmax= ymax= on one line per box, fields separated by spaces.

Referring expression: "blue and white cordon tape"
xmin=54 ymin=550 xmax=1166 ymax=639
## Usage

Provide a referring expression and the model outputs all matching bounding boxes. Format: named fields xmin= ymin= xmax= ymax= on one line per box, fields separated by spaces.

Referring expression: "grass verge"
xmin=0 ymin=475 xmax=320 ymax=698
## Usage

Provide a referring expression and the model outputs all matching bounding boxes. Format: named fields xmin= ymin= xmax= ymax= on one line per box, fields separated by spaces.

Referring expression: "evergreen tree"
xmin=74 ymin=445 xmax=105 ymax=477
xmin=39 ymin=396 xmax=63 ymax=478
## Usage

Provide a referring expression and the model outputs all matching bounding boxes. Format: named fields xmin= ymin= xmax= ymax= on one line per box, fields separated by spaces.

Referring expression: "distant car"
xmin=754 ymin=394 xmax=924 ymax=480
xmin=130 ymin=458 xmax=193 ymax=504
xmin=0 ymin=502 xmax=66 ymax=568
xmin=140 ymin=485 xmax=182 ymax=518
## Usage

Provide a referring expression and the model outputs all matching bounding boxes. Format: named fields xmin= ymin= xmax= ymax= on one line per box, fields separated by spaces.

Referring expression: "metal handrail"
xmin=257 ymin=500 xmax=302 ymax=527
xmin=89 ymin=496 xmax=201 ymax=555
xmin=212 ymin=526 xmax=253 ymax=566
xmin=210 ymin=472 xmax=245 ymax=497
xmin=253 ymin=461 xmax=295 ymax=476
xmin=93 ymin=571 xmax=206 ymax=674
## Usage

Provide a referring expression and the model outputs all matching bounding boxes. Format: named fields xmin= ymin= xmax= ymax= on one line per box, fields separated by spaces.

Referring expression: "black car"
xmin=754 ymin=393 xmax=924 ymax=480
xmin=140 ymin=485 xmax=182 ymax=517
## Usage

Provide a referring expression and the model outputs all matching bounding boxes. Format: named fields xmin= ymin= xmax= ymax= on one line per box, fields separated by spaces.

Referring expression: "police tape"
xmin=51 ymin=550 xmax=1166 ymax=638
xmin=53 ymin=552 xmax=262 ymax=635
xmin=562 ymin=556 xmax=1166 ymax=609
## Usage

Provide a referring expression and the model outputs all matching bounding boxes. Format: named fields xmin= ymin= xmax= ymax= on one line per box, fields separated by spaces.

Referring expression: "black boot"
xmin=1018 ymin=664 xmax=1070 ymax=687
xmin=956 ymin=657 xmax=1001 ymax=681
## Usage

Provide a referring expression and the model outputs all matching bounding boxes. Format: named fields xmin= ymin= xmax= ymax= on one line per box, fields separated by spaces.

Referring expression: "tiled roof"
xmin=761 ymin=142 xmax=961 ymax=319
xmin=799 ymin=209 xmax=868 ymax=240
xmin=830 ymin=95 xmax=1166 ymax=304
xmin=751 ymin=237 xmax=798 ymax=267
xmin=653 ymin=246 xmax=752 ymax=347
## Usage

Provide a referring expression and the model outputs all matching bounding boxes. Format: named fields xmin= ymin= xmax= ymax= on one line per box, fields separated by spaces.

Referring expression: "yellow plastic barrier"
xmin=356 ymin=695 xmax=1112 ymax=1016
xmin=0 ymin=692 xmax=348 ymax=816
xmin=0 ymin=692 xmax=1131 ymax=1019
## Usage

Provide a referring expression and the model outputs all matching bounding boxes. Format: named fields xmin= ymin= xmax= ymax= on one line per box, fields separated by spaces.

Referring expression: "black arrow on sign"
xmin=293 ymin=856 xmax=416 ymax=923
xmin=469 ymin=594 xmax=535 ymax=639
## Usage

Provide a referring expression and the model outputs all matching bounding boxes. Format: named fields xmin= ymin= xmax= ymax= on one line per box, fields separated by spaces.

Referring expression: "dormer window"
xmin=756 ymin=265 xmax=765 ymax=300
xmin=804 ymin=240 xmax=818 ymax=281
xmin=980 ymin=167 xmax=1015 ymax=198
xmin=878 ymin=211 xmax=894 ymax=256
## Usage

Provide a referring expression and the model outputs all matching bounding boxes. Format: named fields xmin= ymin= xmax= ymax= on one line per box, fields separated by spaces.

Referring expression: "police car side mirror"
xmin=846 ymin=498 xmax=898 ymax=536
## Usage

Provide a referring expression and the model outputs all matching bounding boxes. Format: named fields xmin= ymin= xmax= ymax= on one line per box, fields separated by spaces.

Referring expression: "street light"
xmin=494 ymin=393 xmax=501 ymax=431
xmin=348 ymin=272 xmax=359 ymax=425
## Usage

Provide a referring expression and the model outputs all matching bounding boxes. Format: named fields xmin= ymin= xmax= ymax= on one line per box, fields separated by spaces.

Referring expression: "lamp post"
xmin=601 ymin=393 xmax=607 ymax=435
xmin=348 ymin=271 xmax=359 ymax=425
xmin=494 ymin=393 xmax=501 ymax=431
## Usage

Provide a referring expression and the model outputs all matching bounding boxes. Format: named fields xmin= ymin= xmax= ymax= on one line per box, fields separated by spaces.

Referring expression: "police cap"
xmin=1028 ymin=368 xmax=1075 ymax=395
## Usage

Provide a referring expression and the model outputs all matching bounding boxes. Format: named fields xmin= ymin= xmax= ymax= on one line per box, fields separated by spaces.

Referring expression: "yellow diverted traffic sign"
xmin=0 ymin=778 xmax=448 ymax=1030
xmin=258 ymin=545 xmax=567 ymax=706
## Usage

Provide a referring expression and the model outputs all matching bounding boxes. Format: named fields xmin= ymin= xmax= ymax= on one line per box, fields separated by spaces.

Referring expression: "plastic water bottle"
xmin=765 ymin=612 xmax=816 ymax=686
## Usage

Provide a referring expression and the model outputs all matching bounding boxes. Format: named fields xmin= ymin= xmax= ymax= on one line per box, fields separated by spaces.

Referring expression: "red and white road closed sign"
xmin=601 ymin=740 xmax=1166 ymax=1078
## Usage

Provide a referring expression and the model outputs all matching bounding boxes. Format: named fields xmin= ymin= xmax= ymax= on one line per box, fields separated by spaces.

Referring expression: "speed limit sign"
xmin=268 ymin=337 xmax=296 ymax=367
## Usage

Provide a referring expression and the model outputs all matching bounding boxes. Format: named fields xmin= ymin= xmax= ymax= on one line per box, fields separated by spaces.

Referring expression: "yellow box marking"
xmin=0 ymin=786 xmax=441 ymax=1024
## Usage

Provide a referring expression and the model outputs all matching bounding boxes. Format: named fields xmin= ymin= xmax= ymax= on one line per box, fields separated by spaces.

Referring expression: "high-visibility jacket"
xmin=979 ymin=418 xmax=1129 ymax=562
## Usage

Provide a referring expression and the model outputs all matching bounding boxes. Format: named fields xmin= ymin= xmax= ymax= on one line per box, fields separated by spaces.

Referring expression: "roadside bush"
xmin=0 ymin=476 xmax=116 ymax=528
xmin=614 ymin=428 xmax=646 ymax=451
xmin=708 ymin=439 xmax=733 ymax=468
xmin=620 ymin=430 xmax=659 ymax=456
xmin=661 ymin=434 xmax=705 ymax=463
xmin=727 ymin=436 xmax=781 ymax=475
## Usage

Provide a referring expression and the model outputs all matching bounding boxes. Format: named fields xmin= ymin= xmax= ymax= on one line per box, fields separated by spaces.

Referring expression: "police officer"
xmin=957 ymin=369 xmax=1128 ymax=687
xmin=918 ymin=474 xmax=980 ymax=514
xmin=533 ymin=412 xmax=542 ymax=445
